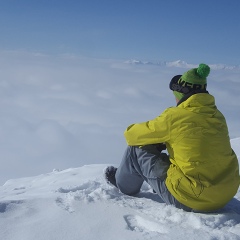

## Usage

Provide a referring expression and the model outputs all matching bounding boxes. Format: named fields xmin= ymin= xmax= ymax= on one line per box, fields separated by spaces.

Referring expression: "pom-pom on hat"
xmin=169 ymin=63 xmax=210 ymax=99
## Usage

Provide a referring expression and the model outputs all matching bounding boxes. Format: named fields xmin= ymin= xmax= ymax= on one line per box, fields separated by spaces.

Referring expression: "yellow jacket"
xmin=124 ymin=93 xmax=240 ymax=211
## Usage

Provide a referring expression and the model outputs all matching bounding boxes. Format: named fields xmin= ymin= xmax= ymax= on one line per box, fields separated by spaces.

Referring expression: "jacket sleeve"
xmin=124 ymin=108 xmax=171 ymax=146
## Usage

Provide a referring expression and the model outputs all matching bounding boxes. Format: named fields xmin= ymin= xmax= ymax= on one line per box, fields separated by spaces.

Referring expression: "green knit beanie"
xmin=170 ymin=63 xmax=210 ymax=100
xmin=182 ymin=63 xmax=210 ymax=85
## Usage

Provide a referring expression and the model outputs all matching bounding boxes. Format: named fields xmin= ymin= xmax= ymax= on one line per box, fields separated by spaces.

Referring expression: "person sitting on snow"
xmin=105 ymin=63 xmax=240 ymax=212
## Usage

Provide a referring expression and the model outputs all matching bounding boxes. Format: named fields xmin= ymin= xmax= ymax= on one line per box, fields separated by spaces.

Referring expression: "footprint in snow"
xmin=55 ymin=181 xmax=103 ymax=212
xmin=0 ymin=200 xmax=24 ymax=213
xmin=56 ymin=181 xmax=101 ymax=194
xmin=55 ymin=197 xmax=75 ymax=213
xmin=124 ymin=214 xmax=169 ymax=234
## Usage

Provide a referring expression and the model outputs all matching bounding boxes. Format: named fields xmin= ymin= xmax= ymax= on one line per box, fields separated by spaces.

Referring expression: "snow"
xmin=0 ymin=51 xmax=240 ymax=239
xmin=1 ymin=138 xmax=240 ymax=240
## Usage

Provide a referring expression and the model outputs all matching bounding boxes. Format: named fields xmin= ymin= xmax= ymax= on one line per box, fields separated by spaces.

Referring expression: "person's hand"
xmin=141 ymin=143 xmax=166 ymax=156
xmin=156 ymin=143 xmax=166 ymax=152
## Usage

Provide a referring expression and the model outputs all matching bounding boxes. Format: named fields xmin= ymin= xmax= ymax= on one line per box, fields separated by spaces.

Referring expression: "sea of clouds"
xmin=0 ymin=50 xmax=239 ymax=185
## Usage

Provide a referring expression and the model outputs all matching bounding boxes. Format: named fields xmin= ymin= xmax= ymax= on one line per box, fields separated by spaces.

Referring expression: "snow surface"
xmin=0 ymin=139 xmax=239 ymax=240
xmin=0 ymin=51 xmax=240 ymax=239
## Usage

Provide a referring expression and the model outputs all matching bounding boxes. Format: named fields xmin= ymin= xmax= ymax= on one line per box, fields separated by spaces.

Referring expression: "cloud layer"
xmin=0 ymin=51 xmax=239 ymax=184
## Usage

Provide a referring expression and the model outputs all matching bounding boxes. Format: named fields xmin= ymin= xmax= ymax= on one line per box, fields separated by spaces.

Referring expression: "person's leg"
xmin=115 ymin=145 xmax=192 ymax=211
xmin=115 ymin=145 xmax=169 ymax=196
xmin=115 ymin=146 xmax=144 ymax=195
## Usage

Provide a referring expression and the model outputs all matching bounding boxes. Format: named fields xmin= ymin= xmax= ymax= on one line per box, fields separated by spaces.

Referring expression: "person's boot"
xmin=104 ymin=166 xmax=118 ymax=188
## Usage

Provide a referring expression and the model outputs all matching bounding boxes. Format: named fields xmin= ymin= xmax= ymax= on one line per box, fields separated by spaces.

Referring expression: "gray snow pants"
xmin=115 ymin=145 xmax=192 ymax=211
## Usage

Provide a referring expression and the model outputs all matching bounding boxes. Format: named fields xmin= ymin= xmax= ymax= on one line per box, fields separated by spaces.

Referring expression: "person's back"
xmin=164 ymin=92 xmax=239 ymax=211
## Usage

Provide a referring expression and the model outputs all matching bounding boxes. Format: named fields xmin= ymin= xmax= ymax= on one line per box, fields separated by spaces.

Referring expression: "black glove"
xmin=156 ymin=143 xmax=166 ymax=152
xmin=141 ymin=143 xmax=166 ymax=156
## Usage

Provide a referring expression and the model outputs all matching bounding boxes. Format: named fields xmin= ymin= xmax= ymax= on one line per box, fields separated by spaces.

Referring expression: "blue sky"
xmin=0 ymin=0 xmax=240 ymax=65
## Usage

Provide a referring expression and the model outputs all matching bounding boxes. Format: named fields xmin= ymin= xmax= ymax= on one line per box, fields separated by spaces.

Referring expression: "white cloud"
xmin=124 ymin=87 xmax=140 ymax=97
xmin=0 ymin=50 xmax=239 ymax=184
xmin=96 ymin=90 xmax=112 ymax=99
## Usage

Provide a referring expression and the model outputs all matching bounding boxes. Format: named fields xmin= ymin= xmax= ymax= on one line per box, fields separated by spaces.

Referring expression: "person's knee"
xmin=115 ymin=175 xmax=142 ymax=196
xmin=117 ymin=183 xmax=140 ymax=196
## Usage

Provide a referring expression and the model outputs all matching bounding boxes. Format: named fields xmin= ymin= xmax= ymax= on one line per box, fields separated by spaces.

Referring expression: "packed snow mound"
xmin=1 ymin=162 xmax=240 ymax=240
